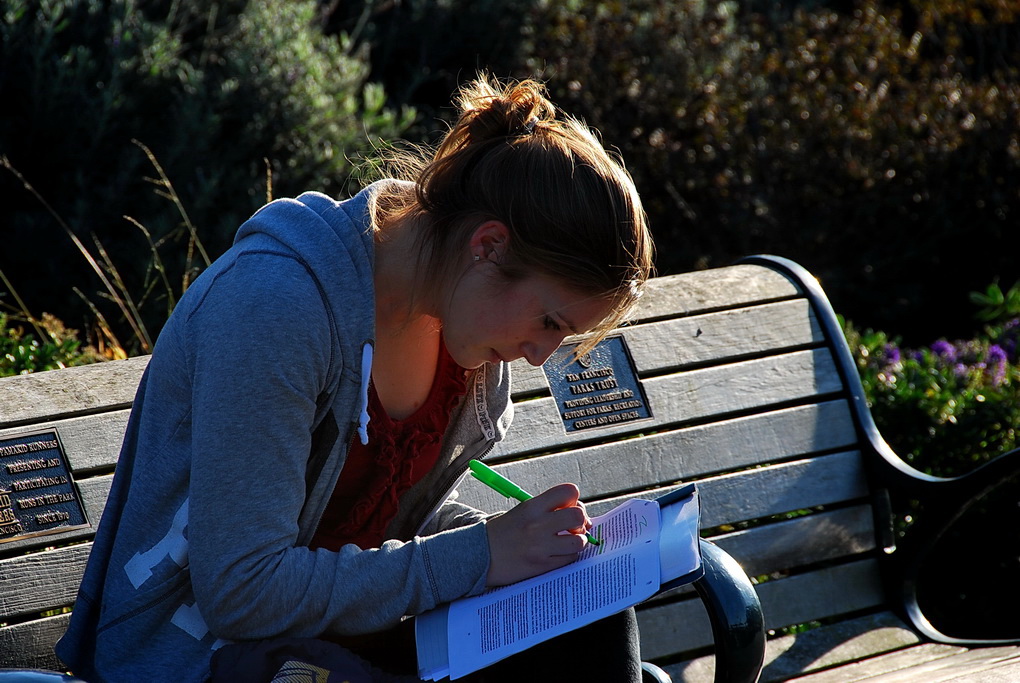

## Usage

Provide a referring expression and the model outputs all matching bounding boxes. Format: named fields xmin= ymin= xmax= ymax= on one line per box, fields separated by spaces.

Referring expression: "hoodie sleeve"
xmin=183 ymin=250 xmax=489 ymax=640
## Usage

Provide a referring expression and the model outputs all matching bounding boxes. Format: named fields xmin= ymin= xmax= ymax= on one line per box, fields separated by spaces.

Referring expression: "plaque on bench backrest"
xmin=543 ymin=335 xmax=652 ymax=432
xmin=0 ymin=430 xmax=90 ymax=544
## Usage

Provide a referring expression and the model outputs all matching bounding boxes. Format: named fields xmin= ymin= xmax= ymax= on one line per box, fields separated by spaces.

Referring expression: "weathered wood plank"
xmin=638 ymin=584 xmax=716 ymax=658
xmin=0 ymin=356 xmax=148 ymax=428
xmin=464 ymin=450 xmax=870 ymax=536
xmin=510 ymin=298 xmax=823 ymax=395
xmin=709 ymin=505 xmax=876 ymax=579
xmin=638 ymin=559 xmax=884 ymax=660
xmin=494 ymin=347 xmax=845 ymax=459
xmin=670 ymin=612 xmax=923 ymax=683
xmin=459 ymin=400 xmax=858 ymax=510
xmin=76 ymin=474 xmax=112 ymax=535
xmin=646 ymin=505 xmax=877 ymax=608
xmin=761 ymin=613 xmax=925 ymax=682
xmin=583 ymin=450 xmax=869 ymax=528
xmin=627 ymin=266 xmax=801 ymax=324
xmin=0 ymin=612 xmax=68 ymax=669
xmin=0 ymin=544 xmax=90 ymax=620
xmin=786 ymin=642 xmax=1020 ymax=683
xmin=0 ymin=410 xmax=130 ymax=474
xmin=758 ymin=559 xmax=885 ymax=632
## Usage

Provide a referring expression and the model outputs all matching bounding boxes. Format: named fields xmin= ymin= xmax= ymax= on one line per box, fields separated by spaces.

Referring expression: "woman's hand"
xmin=483 ymin=483 xmax=593 ymax=587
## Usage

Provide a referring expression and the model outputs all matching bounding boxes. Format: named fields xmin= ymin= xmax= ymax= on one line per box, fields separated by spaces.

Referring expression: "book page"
xmin=658 ymin=488 xmax=701 ymax=584
xmin=415 ymin=605 xmax=451 ymax=680
xmin=444 ymin=499 xmax=661 ymax=679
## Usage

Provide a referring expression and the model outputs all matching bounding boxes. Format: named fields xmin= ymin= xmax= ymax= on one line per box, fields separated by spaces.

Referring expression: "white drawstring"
xmin=358 ymin=342 xmax=373 ymax=445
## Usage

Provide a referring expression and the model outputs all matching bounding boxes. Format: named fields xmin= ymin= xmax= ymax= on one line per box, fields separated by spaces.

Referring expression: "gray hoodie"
xmin=56 ymin=181 xmax=514 ymax=682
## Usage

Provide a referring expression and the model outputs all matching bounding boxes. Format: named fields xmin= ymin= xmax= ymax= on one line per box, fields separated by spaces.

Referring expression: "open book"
xmin=416 ymin=484 xmax=702 ymax=680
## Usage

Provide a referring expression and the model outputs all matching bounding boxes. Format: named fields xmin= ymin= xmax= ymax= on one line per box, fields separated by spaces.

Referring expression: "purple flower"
xmin=882 ymin=344 xmax=901 ymax=366
xmin=931 ymin=340 xmax=957 ymax=363
xmin=986 ymin=344 xmax=1008 ymax=386
xmin=998 ymin=319 xmax=1019 ymax=362
xmin=988 ymin=345 xmax=1007 ymax=364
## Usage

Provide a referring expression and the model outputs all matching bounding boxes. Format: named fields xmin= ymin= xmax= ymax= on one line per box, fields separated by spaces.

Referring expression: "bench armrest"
xmin=693 ymin=539 xmax=766 ymax=683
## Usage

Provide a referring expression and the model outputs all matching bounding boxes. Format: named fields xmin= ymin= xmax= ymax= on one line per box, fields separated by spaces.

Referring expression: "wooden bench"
xmin=2 ymin=256 xmax=1019 ymax=681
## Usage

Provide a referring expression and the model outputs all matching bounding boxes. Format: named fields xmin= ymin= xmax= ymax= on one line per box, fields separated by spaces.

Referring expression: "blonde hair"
xmin=374 ymin=74 xmax=654 ymax=353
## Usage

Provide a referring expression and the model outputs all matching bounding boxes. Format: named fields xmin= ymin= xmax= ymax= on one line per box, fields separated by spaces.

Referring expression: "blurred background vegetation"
xmin=1 ymin=0 xmax=1018 ymax=475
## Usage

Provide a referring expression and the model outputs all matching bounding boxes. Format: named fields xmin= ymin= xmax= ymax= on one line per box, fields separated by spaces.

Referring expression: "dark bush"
xmin=0 ymin=0 xmax=412 ymax=352
xmin=320 ymin=0 xmax=1020 ymax=343
xmin=514 ymin=0 xmax=1020 ymax=343
xmin=319 ymin=0 xmax=533 ymax=134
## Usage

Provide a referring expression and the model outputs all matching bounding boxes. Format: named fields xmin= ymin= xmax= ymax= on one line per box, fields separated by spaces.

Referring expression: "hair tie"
xmin=518 ymin=115 xmax=539 ymax=136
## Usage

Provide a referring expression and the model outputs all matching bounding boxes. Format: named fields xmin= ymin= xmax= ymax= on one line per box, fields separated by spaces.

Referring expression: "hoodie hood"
xmin=232 ymin=180 xmax=409 ymax=443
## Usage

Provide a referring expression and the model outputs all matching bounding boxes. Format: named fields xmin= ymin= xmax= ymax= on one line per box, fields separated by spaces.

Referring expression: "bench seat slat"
xmin=494 ymin=348 xmax=846 ymax=459
xmin=0 ymin=356 xmax=148 ymax=429
xmin=670 ymin=611 xmax=924 ymax=683
xmin=511 ymin=298 xmax=823 ymax=395
xmin=785 ymin=642 xmax=1020 ymax=683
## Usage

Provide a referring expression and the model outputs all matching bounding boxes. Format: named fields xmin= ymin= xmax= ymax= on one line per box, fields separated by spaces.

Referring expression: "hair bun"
xmin=458 ymin=76 xmax=555 ymax=143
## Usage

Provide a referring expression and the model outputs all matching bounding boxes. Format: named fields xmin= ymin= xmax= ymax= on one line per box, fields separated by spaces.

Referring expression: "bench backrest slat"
xmin=711 ymin=505 xmax=877 ymax=578
xmin=0 ymin=356 xmax=148 ymax=429
xmin=631 ymin=267 xmax=800 ymax=321
xmin=0 ymin=613 xmax=71 ymax=669
xmin=510 ymin=298 xmax=824 ymax=395
xmin=461 ymin=399 xmax=859 ymax=511
xmin=0 ymin=412 xmax=130 ymax=474
xmin=638 ymin=558 xmax=885 ymax=660
xmin=493 ymin=348 xmax=846 ymax=460
xmin=0 ymin=544 xmax=90 ymax=622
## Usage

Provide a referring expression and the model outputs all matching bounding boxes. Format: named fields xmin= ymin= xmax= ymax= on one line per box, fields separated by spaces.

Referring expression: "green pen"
xmin=468 ymin=459 xmax=602 ymax=545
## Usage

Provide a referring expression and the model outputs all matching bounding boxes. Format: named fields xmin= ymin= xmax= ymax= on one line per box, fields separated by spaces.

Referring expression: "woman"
xmin=57 ymin=74 xmax=654 ymax=682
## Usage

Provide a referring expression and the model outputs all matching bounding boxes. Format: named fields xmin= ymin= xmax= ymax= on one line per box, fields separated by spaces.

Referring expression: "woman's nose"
xmin=523 ymin=335 xmax=564 ymax=367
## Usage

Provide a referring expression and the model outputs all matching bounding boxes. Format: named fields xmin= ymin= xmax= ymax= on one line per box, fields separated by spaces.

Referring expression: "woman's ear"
xmin=469 ymin=220 xmax=510 ymax=264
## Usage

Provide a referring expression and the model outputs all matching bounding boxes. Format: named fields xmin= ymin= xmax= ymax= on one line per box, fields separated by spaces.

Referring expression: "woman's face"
xmin=440 ymin=268 xmax=614 ymax=370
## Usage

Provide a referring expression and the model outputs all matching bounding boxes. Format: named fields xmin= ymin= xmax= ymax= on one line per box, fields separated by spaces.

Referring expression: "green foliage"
xmin=970 ymin=280 xmax=1020 ymax=322
xmin=845 ymin=289 xmax=1020 ymax=477
xmin=0 ymin=0 xmax=414 ymax=351
xmin=0 ymin=313 xmax=102 ymax=377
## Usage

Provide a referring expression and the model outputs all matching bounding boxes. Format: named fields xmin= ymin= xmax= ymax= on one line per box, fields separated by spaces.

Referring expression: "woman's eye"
xmin=544 ymin=317 xmax=562 ymax=332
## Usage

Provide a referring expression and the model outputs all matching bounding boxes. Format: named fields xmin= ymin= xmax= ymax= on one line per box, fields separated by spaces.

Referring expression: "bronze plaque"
xmin=0 ymin=430 xmax=90 ymax=544
xmin=542 ymin=335 xmax=652 ymax=432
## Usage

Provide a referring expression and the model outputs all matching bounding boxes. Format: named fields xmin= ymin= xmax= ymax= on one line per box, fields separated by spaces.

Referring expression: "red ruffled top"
xmin=311 ymin=343 xmax=469 ymax=551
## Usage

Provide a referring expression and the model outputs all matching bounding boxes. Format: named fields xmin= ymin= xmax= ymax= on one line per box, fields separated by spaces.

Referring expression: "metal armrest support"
xmin=693 ymin=539 xmax=766 ymax=683
xmin=741 ymin=254 xmax=1020 ymax=647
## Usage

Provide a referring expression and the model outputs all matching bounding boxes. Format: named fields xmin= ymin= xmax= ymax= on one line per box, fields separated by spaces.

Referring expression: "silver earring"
xmin=473 ymin=255 xmax=480 ymax=261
